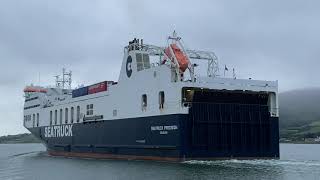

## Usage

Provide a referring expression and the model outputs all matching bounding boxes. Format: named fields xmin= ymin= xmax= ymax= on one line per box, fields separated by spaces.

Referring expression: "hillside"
xmin=279 ymin=87 xmax=320 ymax=140
xmin=0 ymin=133 xmax=41 ymax=144
xmin=279 ymin=87 xmax=320 ymax=127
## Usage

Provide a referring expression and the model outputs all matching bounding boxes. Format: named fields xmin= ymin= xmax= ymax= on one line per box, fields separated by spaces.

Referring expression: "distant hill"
xmin=279 ymin=87 xmax=320 ymax=127
xmin=279 ymin=87 xmax=320 ymax=139
xmin=280 ymin=120 xmax=320 ymax=141
xmin=0 ymin=133 xmax=41 ymax=144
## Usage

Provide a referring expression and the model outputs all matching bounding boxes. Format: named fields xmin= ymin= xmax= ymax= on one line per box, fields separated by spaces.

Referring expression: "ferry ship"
xmin=23 ymin=32 xmax=279 ymax=162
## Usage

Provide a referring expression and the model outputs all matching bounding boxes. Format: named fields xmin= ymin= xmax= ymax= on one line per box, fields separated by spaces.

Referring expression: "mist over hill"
xmin=279 ymin=87 xmax=320 ymax=128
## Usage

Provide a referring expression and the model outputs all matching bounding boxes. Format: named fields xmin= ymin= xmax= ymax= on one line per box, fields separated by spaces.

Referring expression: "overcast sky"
xmin=0 ymin=0 xmax=319 ymax=135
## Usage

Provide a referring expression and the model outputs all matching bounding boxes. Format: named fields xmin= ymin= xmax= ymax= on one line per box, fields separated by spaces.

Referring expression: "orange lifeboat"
xmin=164 ymin=44 xmax=189 ymax=72
xmin=24 ymin=86 xmax=47 ymax=93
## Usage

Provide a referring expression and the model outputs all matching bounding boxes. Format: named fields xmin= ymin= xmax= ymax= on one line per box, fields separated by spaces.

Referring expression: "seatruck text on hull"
xmin=44 ymin=125 xmax=73 ymax=138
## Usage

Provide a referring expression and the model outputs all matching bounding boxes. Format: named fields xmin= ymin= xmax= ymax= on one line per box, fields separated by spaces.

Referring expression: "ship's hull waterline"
xmin=29 ymin=104 xmax=279 ymax=162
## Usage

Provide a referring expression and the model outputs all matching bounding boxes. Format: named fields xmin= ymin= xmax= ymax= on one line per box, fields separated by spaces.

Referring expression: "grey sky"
xmin=0 ymin=0 xmax=319 ymax=135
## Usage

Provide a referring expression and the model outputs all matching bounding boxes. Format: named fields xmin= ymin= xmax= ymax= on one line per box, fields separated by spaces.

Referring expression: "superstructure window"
xmin=65 ymin=108 xmax=68 ymax=124
xmin=50 ymin=111 xmax=52 ymax=125
xmin=142 ymin=94 xmax=147 ymax=111
xmin=71 ymin=107 xmax=74 ymax=123
xmin=136 ymin=53 xmax=143 ymax=71
xmin=113 ymin=109 xmax=117 ymax=117
xmin=54 ymin=110 xmax=57 ymax=125
xmin=159 ymin=91 xmax=165 ymax=109
xmin=25 ymin=96 xmax=38 ymax=102
xmin=143 ymin=54 xmax=150 ymax=69
xmin=24 ymin=104 xmax=40 ymax=110
xmin=136 ymin=53 xmax=150 ymax=71
xmin=32 ymin=114 xmax=35 ymax=127
xmin=59 ymin=109 xmax=63 ymax=125
xmin=76 ymin=106 xmax=80 ymax=122
xmin=25 ymin=115 xmax=31 ymax=122
xmin=86 ymin=104 xmax=93 ymax=115
xmin=36 ymin=113 xmax=39 ymax=127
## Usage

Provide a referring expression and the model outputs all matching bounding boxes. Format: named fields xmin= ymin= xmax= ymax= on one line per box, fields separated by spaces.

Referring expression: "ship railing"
xmin=196 ymin=77 xmax=278 ymax=89
xmin=182 ymin=101 xmax=279 ymax=117
xmin=144 ymin=100 xmax=185 ymax=111
xmin=183 ymin=101 xmax=270 ymax=106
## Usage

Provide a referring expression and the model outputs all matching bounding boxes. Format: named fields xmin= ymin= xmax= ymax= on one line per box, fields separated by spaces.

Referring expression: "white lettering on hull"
xmin=44 ymin=125 xmax=73 ymax=138
xmin=151 ymin=125 xmax=178 ymax=135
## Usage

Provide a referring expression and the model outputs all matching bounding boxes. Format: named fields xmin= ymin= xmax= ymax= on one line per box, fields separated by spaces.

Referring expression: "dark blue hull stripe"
xmin=28 ymin=106 xmax=279 ymax=161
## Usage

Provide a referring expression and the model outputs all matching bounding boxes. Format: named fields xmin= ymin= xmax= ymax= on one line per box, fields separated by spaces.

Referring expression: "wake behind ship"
xmin=23 ymin=32 xmax=279 ymax=162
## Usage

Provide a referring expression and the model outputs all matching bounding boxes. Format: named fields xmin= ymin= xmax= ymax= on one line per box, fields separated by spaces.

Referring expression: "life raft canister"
xmin=24 ymin=87 xmax=47 ymax=93
xmin=164 ymin=44 xmax=189 ymax=72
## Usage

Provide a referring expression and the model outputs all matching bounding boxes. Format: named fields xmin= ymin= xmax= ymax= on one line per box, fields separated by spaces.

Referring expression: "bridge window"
xmin=137 ymin=53 xmax=143 ymax=71
xmin=136 ymin=53 xmax=150 ymax=71
xmin=54 ymin=110 xmax=57 ymax=125
xmin=76 ymin=106 xmax=80 ymax=122
xmin=65 ymin=108 xmax=68 ymax=124
xmin=159 ymin=91 xmax=165 ymax=109
xmin=142 ymin=94 xmax=147 ymax=111
xmin=71 ymin=107 xmax=74 ymax=123
xmin=50 ymin=111 xmax=52 ymax=125
xmin=143 ymin=54 xmax=150 ymax=69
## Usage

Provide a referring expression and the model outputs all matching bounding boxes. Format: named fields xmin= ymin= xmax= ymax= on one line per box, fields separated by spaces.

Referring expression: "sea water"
xmin=0 ymin=143 xmax=319 ymax=180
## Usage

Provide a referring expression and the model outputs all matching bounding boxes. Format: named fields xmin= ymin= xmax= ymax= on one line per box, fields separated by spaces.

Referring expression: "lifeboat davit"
xmin=164 ymin=44 xmax=189 ymax=72
xmin=24 ymin=86 xmax=47 ymax=93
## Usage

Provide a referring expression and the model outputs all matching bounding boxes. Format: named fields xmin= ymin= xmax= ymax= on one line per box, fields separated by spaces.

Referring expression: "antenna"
xmin=54 ymin=75 xmax=61 ymax=88
xmin=55 ymin=68 xmax=72 ymax=89
xmin=38 ymin=72 xmax=41 ymax=85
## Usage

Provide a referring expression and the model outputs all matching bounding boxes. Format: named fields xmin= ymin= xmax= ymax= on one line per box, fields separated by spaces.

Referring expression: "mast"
xmin=55 ymin=68 xmax=72 ymax=89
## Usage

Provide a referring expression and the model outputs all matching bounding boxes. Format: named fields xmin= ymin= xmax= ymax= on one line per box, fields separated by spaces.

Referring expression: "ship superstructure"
xmin=23 ymin=32 xmax=279 ymax=161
